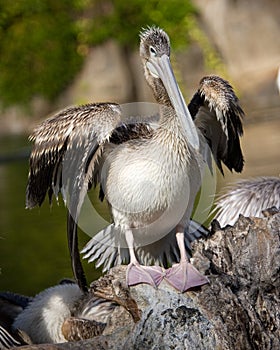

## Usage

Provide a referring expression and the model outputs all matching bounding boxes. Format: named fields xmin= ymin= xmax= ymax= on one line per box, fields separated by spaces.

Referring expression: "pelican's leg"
xmin=165 ymin=227 xmax=209 ymax=292
xmin=125 ymin=229 xmax=164 ymax=288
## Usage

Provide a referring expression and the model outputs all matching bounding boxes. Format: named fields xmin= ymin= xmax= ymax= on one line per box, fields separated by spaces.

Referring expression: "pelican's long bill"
xmin=147 ymin=54 xmax=200 ymax=151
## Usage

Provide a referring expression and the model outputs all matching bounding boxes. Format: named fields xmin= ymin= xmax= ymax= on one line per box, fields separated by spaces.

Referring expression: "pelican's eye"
xmin=149 ymin=46 xmax=157 ymax=57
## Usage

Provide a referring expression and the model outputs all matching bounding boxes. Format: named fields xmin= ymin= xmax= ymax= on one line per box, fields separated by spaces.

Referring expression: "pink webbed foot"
xmin=165 ymin=261 xmax=209 ymax=292
xmin=126 ymin=263 xmax=164 ymax=288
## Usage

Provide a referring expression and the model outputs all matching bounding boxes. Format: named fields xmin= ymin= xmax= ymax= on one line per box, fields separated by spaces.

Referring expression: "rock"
xmin=16 ymin=210 xmax=280 ymax=349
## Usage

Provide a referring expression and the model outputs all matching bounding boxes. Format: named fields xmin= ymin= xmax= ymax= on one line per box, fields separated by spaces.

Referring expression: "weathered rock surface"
xmin=16 ymin=210 xmax=280 ymax=350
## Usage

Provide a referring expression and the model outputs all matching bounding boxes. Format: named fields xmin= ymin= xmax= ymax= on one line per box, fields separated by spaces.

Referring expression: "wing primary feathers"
xmin=188 ymin=91 xmax=203 ymax=119
xmin=67 ymin=210 xmax=88 ymax=293
xmin=188 ymin=75 xmax=244 ymax=174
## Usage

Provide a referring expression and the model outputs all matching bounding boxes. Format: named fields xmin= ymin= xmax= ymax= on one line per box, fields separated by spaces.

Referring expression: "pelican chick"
xmin=10 ymin=283 xmax=114 ymax=344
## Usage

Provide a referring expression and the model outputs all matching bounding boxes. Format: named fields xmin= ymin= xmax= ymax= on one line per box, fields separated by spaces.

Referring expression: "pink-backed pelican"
xmin=26 ymin=27 xmax=244 ymax=293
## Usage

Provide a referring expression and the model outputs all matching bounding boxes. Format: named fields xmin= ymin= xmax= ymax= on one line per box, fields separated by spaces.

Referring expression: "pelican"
xmin=214 ymin=177 xmax=280 ymax=227
xmin=0 ymin=282 xmax=116 ymax=346
xmin=12 ymin=283 xmax=113 ymax=344
xmin=26 ymin=26 xmax=244 ymax=292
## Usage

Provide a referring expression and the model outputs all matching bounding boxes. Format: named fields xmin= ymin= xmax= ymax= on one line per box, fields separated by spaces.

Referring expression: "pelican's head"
xmin=140 ymin=26 xmax=170 ymax=63
xmin=139 ymin=26 xmax=199 ymax=150
xmin=139 ymin=27 xmax=171 ymax=97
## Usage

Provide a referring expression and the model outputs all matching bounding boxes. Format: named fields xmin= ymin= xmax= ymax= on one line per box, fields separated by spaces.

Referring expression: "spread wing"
xmin=26 ymin=103 xmax=123 ymax=292
xmin=188 ymin=75 xmax=244 ymax=174
xmin=26 ymin=103 xmax=123 ymax=209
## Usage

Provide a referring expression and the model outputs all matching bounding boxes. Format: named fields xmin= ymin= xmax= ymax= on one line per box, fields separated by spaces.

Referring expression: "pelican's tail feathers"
xmin=186 ymin=219 xmax=209 ymax=250
xmin=81 ymin=220 xmax=209 ymax=271
xmin=81 ymin=224 xmax=130 ymax=272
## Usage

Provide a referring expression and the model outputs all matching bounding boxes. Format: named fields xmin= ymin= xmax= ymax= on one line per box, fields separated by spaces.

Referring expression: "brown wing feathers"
xmin=188 ymin=75 xmax=244 ymax=174
xmin=26 ymin=103 xmax=121 ymax=209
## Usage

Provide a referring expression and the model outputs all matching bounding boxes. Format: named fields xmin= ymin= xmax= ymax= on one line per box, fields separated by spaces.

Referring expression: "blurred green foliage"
xmin=0 ymin=0 xmax=83 ymax=106
xmin=80 ymin=0 xmax=197 ymax=48
xmin=0 ymin=0 xmax=198 ymax=108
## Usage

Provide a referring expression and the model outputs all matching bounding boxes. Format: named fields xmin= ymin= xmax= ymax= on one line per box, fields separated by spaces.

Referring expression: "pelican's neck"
xmin=152 ymin=104 xmax=191 ymax=164
xmin=144 ymin=63 xmax=200 ymax=152
xmin=144 ymin=64 xmax=172 ymax=107
xmin=152 ymin=80 xmax=173 ymax=107
xmin=149 ymin=78 xmax=190 ymax=144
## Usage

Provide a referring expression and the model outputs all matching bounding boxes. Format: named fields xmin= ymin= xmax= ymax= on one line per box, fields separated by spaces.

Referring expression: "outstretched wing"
xmin=26 ymin=102 xmax=122 ymax=209
xmin=188 ymin=75 xmax=244 ymax=174
xmin=26 ymin=102 xmax=122 ymax=292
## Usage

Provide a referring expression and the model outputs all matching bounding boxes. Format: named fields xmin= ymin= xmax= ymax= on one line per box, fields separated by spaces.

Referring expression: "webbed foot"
xmin=127 ymin=263 xmax=164 ymax=288
xmin=165 ymin=261 xmax=208 ymax=292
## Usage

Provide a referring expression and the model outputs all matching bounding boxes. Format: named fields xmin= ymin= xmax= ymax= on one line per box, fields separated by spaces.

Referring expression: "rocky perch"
xmin=17 ymin=209 xmax=280 ymax=350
